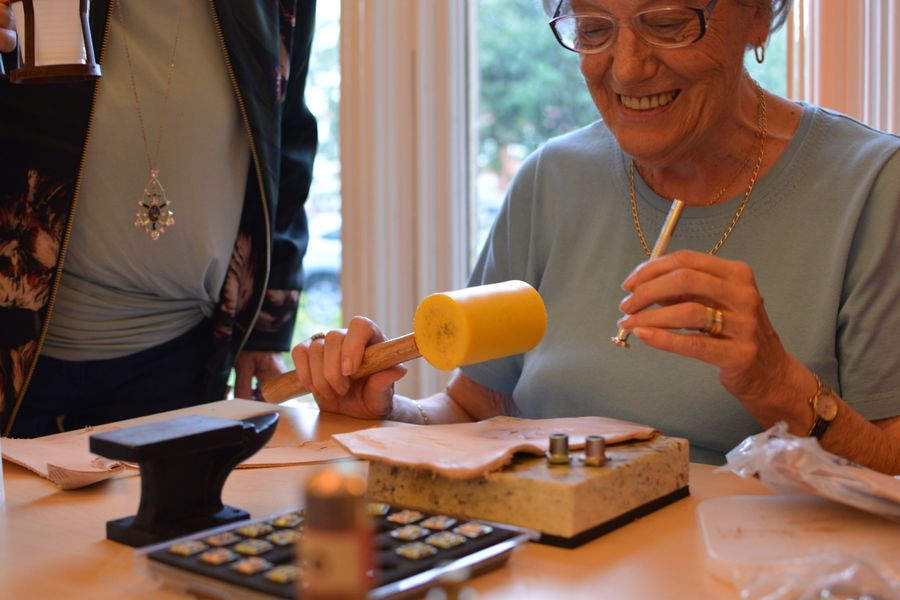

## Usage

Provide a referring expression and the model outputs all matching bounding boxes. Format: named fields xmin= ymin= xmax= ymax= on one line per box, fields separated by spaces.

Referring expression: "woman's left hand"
xmin=616 ymin=249 xmax=797 ymax=408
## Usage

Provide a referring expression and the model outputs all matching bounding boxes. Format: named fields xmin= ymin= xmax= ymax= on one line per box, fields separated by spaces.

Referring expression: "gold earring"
xmin=754 ymin=40 xmax=766 ymax=64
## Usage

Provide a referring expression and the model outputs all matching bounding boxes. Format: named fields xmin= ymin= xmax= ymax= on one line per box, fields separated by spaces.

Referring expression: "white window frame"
xmin=337 ymin=0 xmax=899 ymax=397
xmin=339 ymin=0 xmax=469 ymax=397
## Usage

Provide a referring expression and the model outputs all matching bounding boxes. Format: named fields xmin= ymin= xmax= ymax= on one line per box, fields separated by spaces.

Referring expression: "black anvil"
xmin=90 ymin=412 xmax=279 ymax=547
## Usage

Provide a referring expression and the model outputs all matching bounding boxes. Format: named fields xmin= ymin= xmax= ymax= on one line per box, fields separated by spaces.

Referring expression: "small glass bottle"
xmin=299 ymin=467 xmax=373 ymax=600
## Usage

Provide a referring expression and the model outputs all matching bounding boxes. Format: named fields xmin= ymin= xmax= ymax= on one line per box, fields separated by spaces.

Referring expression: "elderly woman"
xmin=292 ymin=0 xmax=900 ymax=473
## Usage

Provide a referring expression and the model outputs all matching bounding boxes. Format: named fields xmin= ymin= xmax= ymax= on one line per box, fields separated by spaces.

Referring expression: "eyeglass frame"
xmin=548 ymin=0 xmax=720 ymax=55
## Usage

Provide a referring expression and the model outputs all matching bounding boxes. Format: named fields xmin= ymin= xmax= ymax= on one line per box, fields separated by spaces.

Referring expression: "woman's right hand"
xmin=1 ymin=0 xmax=16 ymax=54
xmin=291 ymin=316 xmax=408 ymax=420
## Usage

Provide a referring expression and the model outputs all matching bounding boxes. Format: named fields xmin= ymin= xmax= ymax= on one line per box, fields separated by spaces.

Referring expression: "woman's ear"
xmin=745 ymin=1 xmax=774 ymax=49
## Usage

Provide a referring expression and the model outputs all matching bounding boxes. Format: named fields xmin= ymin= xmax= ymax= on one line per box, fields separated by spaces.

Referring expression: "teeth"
xmin=619 ymin=91 xmax=677 ymax=110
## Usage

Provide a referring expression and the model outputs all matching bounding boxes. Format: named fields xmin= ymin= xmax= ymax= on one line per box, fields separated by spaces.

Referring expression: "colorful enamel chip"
xmin=267 ymin=529 xmax=299 ymax=546
xmin=387 ymin=509 xmax=424 ymax=524
xmin=234 ymin=539 xmax=274 ymax=556
xmin=454 ymin=522 xmax=493 ymax=539
xmin=236 ymin=523 xmax=274 ymax=538
xmin=395 ymin=541 xmax=438 ymax=560
xmin=264 ymin=564 xmax=300 ymax=584
xmin=168 ymin=540 xmax=207 ymax=556
xmin=367 ymin=502 xmax=391 ymax=516
xmin=389 ymin=525 xmax=430 ymax=541
xmin=420 ymin=515 xmax=457 ymax=530
xmin=272 ymin=512 xmax=304 ymax=529
xmin=425 ymin=531 xmax=466 ymax=549
xmin=231 ymin=557 xmax=273 ymax=575
xmin=199 ymin=548 xmax=238 ymax=565
xmin=205 ymin=532 xmax=241 ymax=547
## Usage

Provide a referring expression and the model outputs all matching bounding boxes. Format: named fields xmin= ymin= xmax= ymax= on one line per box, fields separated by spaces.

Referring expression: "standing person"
xmin=289 ymin=0 xmax=900 ymax=474
xmin=0 ymin=0 xmax=318 ymax=437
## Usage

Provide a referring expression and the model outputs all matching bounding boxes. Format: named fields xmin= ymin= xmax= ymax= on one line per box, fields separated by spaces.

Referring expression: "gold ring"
xmin=309 ymin=332 xmax=326 ymax=342
xmin=702 ymin=307 xmax=724 ymax=337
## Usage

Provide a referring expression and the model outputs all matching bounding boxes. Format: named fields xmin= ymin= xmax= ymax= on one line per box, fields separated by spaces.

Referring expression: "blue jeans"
xmin=8 ymin=320 xmax=213 ymax=438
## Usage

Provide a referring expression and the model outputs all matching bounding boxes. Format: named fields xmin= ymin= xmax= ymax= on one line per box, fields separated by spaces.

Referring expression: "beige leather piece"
xmin=333 ymin=415 xmax=657 ymax=479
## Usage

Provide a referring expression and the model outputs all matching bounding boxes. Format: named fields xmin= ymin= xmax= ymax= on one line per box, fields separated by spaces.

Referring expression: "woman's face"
xmin=573 ymin=0 xmax=770 ymax=166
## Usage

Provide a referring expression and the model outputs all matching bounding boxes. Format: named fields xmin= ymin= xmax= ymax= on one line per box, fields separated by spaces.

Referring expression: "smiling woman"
xmin=297 ymin=0 xmax=900 ymax=475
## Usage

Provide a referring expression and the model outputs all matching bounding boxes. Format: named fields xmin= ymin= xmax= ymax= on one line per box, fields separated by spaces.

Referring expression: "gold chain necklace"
xmin=629 ymin=82 xmax=768 ymax=256
xmin=704 ymin=150 xmax=753 ymax=206
xmin=116 ymin=0 xmax=186 ymax=241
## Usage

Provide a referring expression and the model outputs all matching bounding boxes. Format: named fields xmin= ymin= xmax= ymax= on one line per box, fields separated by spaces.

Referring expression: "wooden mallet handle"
xmin=260 ymin=333 xmax=419 ymax=403
xmin=259 ymin=280 xmax=546 ymax=403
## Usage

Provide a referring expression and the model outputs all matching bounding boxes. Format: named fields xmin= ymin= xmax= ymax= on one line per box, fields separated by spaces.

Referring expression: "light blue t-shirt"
xmin=462 ymin=103 xmax=900 ymax=464
xmin=42 ymin=0 xmax=248 ymax=361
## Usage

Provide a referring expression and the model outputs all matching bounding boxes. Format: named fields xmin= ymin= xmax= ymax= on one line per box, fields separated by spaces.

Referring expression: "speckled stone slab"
xmin=367 ymin=435 xmax=689 ymax=544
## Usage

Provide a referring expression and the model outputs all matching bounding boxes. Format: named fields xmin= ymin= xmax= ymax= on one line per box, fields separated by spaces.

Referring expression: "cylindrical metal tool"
xmin=612 ymin=199 xmax=686 ymax=348
xmin=546 ymin=433 xmax=571 ymax=464
xmin=581 ymin=435 xmax=607 ymax=467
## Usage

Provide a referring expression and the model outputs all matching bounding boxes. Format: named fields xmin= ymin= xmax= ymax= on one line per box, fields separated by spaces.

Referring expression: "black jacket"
xmin=0 ymin=0 xmax=318 ymax=433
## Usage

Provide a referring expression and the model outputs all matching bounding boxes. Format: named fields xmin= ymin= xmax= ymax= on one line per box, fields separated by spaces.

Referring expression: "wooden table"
xmin=0 ymin=400 xmax=771 ymax=599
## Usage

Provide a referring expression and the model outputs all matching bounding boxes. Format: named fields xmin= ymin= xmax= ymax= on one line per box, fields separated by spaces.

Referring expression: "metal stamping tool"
xmin=581 ymin=435 xmax=607 ymax=467
xmin=546 ymin=433 xmax=571 ymax=464
xmin=612 ymin=199 xmax=686 ymax=349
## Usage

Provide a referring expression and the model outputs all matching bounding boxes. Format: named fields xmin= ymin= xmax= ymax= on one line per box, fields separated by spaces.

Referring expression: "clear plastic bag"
xmin=721 ymin=422 xmax=900 ymax=522
xmin=734 ymin=550 xmax=900 ymax=600
xmin=715 ymin=424 xmax=900 ymax=599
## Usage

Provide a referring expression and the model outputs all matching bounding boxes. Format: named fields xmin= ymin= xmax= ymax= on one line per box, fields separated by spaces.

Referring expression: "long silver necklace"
xmin=116 ymin=0 xmax=185 ymax=240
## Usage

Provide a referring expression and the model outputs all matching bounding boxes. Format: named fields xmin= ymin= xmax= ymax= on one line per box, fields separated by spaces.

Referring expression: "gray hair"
xmin=543 ymin=0 xmax=794 ymax=35
xmin=738 ymin=0 xmax=793 ymax=35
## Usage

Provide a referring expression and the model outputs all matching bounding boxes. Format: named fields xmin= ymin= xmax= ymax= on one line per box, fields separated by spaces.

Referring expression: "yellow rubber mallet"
xmin=260 ymin=280 xmax=547 ymax=403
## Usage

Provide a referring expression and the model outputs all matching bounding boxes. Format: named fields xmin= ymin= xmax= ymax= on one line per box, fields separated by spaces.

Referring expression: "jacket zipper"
xmin=3 ymin=1 xmax=273 ymax=434
xmin=2 ymin=6 xmax=115 ymax=437
xmin=208 ymin=0 xmax=273 ymax=360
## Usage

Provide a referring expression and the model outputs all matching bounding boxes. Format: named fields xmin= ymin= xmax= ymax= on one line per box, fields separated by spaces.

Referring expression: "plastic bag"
xmin=721 ymin=422 xmax=900 ymax=522
xmin=734 ymin=549 xmax=900 ymax=600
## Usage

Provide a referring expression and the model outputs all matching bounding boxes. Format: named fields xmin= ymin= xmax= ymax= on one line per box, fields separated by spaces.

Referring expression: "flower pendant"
xmin=134 ymin=169 xmax=174 ymax=240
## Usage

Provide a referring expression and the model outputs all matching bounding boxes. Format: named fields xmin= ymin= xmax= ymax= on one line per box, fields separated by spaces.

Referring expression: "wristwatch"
xmin=807 ymin=375 xmax=839 ymax=439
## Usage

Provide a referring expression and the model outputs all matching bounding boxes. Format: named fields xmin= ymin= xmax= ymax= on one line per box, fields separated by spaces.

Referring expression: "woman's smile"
xmin=618 ymin=89 xmax=680 ymax=111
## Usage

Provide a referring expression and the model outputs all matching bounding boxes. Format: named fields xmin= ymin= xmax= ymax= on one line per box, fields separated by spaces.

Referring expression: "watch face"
xmin=816 ymin=390 xmax=839 ymax=421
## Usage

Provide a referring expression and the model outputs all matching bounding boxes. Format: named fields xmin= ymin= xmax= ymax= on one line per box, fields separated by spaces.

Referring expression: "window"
xmin=471 ymin=0 xmax=598 ymax=258
xmin=788 ymin=0 xmax=899 ymax=133
xmin=292 ymin=2 xmax=342 ymax=351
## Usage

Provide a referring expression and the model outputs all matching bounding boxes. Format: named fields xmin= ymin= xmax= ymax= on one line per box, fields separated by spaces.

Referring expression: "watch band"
xmin=806 ymin=374 xmax=837 ymax=440
xmin=809 ymin=412 xmax=830 ymax=439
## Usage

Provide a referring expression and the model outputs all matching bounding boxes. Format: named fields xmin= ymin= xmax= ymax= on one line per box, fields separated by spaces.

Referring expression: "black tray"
xmin=140 ymin=503 xmax=534 ymax=599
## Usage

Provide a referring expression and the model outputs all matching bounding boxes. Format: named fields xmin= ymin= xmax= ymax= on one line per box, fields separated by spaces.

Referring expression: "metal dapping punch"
xmin=612 ymin=199 xmax=686 ymax=348
xmin=581 ymin=435 xmax=607 ymax=467
xmin=546 ymin=433 xmax=571 ymax=464
xmin=261 ymin=280 xmax=547 ymax=403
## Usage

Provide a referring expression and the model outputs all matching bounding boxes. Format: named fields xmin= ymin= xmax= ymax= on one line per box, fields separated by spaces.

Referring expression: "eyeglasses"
xmin=549 ymin=0 xmax=719 ymax=54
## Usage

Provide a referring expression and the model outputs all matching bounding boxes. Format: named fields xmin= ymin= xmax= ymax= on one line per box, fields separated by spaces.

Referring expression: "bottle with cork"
xmin=299 ymin=466 xmax=373 ymax=600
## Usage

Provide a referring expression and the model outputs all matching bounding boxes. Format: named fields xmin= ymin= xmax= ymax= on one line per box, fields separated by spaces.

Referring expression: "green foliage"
xmin=477 ymin=0 xmax=599 ymax=169
xmin=476 ymin=0 xmax=788 ymax=172
xmin=308 ymin=6 xmax=341 ymax=166
xmin=745 ymin=27 xmax=788 ymax=96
